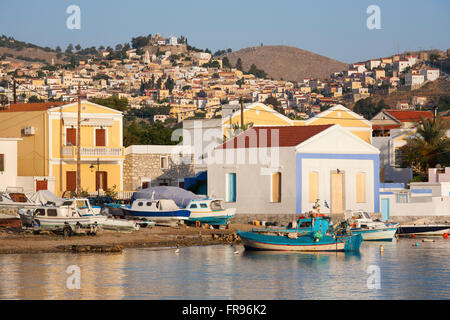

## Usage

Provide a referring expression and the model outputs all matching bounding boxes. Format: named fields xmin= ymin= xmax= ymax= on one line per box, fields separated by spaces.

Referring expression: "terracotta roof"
xmin=384 ymin=110 xmax=433 ymax=123
xmin=0 ymin=102 xmax=65 ymax=112
xmin=217 ymin=125 xmax=334 ymax=149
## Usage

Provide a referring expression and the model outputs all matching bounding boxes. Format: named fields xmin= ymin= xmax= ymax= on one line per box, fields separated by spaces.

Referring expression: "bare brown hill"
xmin=224 ymin=45 xmax=349 ymax=81
xmin=0 ymin=47 xmax=66 ymax=65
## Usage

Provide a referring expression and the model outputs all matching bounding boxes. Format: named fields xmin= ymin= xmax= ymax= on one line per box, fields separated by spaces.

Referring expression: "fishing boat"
xmin=186 ymin=199 xmax=236 ymax=226
xmin=348 ymin=210 xmax=399 ymax=241
xmin=122 ymin=199 xmax=191 ymax=224
xmin=237 ymin=214 xmax=362 ymax=252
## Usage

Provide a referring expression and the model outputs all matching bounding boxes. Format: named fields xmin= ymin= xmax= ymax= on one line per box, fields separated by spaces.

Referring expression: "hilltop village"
xmin=0 ymin=33 xmax=449 ymax=224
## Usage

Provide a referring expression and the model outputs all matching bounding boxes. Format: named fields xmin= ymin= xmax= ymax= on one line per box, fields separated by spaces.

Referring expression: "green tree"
xmin=89 ymin=95 xmax=129 ymax=112
xmin=222 ymin=57 xmax=231 ymax=69
xmin=235 ymin=58 xmax=243 ymax=71
xmin=353 ymin=98 xmax=384 ymax=120
xmin=400 ymin=116 xmax=450 ymax=178
xmin=65 ymin=44 xmax=73 ymax=54
xmin=248 ymin=64 xmax=267 ymax=78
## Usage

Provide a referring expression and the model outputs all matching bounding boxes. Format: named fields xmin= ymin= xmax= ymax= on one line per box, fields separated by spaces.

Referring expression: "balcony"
xmin=62 ymin=146 xmax=124 ymax=158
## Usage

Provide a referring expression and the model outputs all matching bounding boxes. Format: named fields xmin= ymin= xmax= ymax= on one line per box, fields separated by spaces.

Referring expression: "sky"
xmin=0 ymin=0 xmax=449 ymax=63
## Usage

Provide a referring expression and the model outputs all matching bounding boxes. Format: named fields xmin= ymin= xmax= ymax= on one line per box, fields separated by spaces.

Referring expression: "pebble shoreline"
xmin=0 ymin=224 xmax=249 ymax=255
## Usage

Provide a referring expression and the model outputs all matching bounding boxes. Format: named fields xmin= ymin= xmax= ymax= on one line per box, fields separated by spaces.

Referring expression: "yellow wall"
xmin=308 ymin=110 xmax=370 ymax=128
xmin=222 ymin=104 xmax=292 ymax=137
xmin=0 ymin=110 xmax=49 ymax=176
xmin=51 ymin=119 xmax=123 ymax=158
xmin=295 ymin=108 xmax=372 ymax=143
xmin=0 ymin=101 xmax=124 ymax=194
xmin=52 ymin=162 xmax=122 ymax=196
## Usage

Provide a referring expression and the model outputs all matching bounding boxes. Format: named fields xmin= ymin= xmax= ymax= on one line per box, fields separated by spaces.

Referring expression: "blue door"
xmin=227 ymin=173 xmax=236 ymax=202
xmin=381 ymin=198 xmax=390 ymax=221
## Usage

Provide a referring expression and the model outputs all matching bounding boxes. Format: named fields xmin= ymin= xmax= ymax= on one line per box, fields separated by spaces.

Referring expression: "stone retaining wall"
xmin=230 ymin=213 xmax=450 ymax=225
xmin=124 ymin=153 xmax=194 ymax=191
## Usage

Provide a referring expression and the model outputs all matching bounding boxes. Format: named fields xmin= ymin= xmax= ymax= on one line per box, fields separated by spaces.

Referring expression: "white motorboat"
xmin=348 ymin=210 xmax=399 ymax=241
xmin=186 ymin=199 xmax=235 ymax=226
xmin=0 ymin=190 xmax=38 ymax=209
xmin=31 ymin=199 xmax=105 ymax=232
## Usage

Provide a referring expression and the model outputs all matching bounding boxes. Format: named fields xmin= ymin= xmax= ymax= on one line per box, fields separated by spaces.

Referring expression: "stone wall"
xmin=124 ymin=153 xmax=195 ymax=191
xmin=230 ymin=212 xmax=450 ymax=225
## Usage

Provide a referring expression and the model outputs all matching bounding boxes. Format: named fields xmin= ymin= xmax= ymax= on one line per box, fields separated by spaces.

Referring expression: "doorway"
xmin=331 ymin=172 xmax=344 ymax=214
xmin=381 ymin=198 xmax=390 ymax=221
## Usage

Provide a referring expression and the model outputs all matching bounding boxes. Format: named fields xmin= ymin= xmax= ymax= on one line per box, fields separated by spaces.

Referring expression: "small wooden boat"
xmin=238 ymin=215 xmax=362 ymax=252
xmin=186 ymin=199 xmax=235 ymax=226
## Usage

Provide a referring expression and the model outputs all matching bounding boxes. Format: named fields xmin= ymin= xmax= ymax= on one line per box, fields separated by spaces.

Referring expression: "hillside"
xmin=0 ymin=47 xmax=67 ymax=65
xmin=223 ymin=45 xmax=349 ymax=81
xmin=363 ymin=78 xmax=449 ymax=109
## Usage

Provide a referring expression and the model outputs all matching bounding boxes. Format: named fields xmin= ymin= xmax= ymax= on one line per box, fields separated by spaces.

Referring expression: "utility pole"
xmin=240 ymin=96 xmax=244 ymax=129
xmin=76 ymin=83 xmax=81 ymax=196
xmin=13 ymin=79 xmax=17 ymax=104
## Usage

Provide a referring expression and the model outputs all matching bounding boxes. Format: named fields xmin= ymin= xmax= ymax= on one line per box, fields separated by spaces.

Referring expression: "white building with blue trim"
xmin=207 ymin=124 xmax=380 ymax=215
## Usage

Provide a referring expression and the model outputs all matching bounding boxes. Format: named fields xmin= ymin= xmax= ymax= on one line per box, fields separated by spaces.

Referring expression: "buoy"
xmin=411 ymin=234 xmax=415 ymax=239
xmin=414 ymin=242 xmax=419 ymax=247
xmin=443 ymin=233 xmax=448 ymax=239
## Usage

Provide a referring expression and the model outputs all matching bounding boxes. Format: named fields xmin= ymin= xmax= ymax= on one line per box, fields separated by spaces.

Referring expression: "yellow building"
xmin=0 ymin=101 xmax=124 ymax=196
xmin=221 ymin=103 xmax=372 ymax=143
xmin=293 ymin=104 xmax=372 ymax=143
xmin=222 ymin=102 xmax=294 ymax=137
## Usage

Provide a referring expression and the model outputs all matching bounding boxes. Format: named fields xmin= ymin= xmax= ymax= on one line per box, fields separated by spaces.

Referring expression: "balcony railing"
xmin=62 ymin=146 xmax=124 ymax=157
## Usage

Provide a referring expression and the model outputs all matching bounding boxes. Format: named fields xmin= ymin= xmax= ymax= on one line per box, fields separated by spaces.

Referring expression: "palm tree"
xmin=223 ymin=122 xmax=254 ymax=143
xmin=401 ymin=115 xmax=450 ymax=178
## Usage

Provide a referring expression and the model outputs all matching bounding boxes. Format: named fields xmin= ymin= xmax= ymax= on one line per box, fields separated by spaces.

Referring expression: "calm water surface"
xmin=0 ymin=238 xmax=449 ymax=299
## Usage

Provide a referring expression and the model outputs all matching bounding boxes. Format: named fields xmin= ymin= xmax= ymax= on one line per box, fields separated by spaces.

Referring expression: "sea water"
xmin=0 ymin=238 xmax=449 ymax=299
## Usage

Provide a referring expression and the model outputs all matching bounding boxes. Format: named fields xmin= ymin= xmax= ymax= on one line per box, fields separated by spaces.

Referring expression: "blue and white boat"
xmin=186 ymin=199 xmax=236 ymax=226
xmin=238 ymin=214 xmax=362 ymax=252
xmin=348 ymin=210 xmax=399 ymax=241
xmin=122 ymin=198 xmax=191 ymax=224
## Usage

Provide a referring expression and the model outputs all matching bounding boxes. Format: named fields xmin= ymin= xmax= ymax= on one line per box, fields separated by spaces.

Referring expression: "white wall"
xmin=0 ymin=139 xmax=19 ymax=191
xmin=381 ymin=194 xmax=450 ymax=217
xmin=301 ymin=158 xmax=375 ymax=214
xmin=207 ymin=147 xmax=297 ymax=214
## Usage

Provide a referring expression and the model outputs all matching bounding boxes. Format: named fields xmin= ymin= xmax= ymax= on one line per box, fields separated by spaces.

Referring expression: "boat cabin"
xmin=296 ymin=216 xmax=331 ymax=234
xmin=131 ymin=199 xmax=180 ymax=211
xmin=187 ymin=199 xmax=225 ymax=211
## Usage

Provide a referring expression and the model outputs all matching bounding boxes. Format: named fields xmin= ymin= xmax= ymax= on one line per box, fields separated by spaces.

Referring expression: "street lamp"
xmin=90 ymin=158 xmax=100 ymax=197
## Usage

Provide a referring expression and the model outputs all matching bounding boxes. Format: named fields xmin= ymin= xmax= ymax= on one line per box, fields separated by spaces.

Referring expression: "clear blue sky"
xmin=1 ymin=0 xmax=449 ymax=63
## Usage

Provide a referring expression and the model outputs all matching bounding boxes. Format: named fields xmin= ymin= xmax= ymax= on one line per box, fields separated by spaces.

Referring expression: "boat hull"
xmin=188 ymin=207 xmax=235 ymax=226
xmin=397 ymin=225 xmax=450 ymax=236
xmin=34 ymin=216 xmax=100 ymax=230
xmin=0 ymin=217 xmax=22 ymax=228
xmin=122 ymin=208 xmax=190 ymax=221
xmin=352 ymin=227 xmax=398 ymax=241
xmin=237 ymin=231 xmax=362 ymax=252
